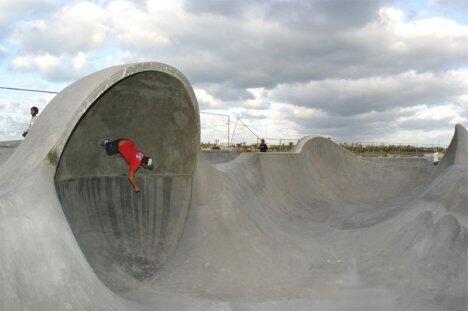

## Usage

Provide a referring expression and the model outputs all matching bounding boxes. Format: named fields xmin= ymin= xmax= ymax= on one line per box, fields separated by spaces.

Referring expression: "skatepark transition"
xmin=0 ymin=62 xmax=466 ymax=311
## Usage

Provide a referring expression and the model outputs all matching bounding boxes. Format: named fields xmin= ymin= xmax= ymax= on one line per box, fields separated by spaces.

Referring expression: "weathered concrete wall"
xmin=55 ymin=71 xmax=198 ymax=180
xmin=0 ymin=62 xmax=200 ymax=311
xmin=56 ymin=175 xmax=192 ymax=286
xmin=54 ymin=69 xmax=199 ymax=292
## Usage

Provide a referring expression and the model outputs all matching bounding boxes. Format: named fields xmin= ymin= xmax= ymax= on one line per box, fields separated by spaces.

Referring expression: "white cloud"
xmin=106 ymin=0 xmax=171 ymax=49
xmin=195 ymin=88 xmax=222 ymax=109
xmin=12 ymin=1 xmax=107 ymax=54
xmin=10 ymin=3 xmax=468 ymax=86
xmin=269 ymin=71 xmax=468 ymax=115
xmin=11 ymin=52 xmax=94 ymax=82
xmin=397 ymin=104 xmax=467 ymax=128
xmin=0 ymin=0 xmax=59 ymax=30
xmin=71 ymin=52 xmax=92 ymax=72
xmin=243 ymin=88 xmax=270 ymax=110
xmin=339 ymin=9 xmax=468 ymax=76
xmin=101 ymin=5 xmax=468 ymax=85
xmin=452 ymin=94 xmax=468 ymax=108
xmin=277 ymin=105 xmax=326 ymax=120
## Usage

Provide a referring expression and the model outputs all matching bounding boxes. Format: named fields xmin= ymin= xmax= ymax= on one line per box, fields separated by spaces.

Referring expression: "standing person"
xmin=432 ymin=149 xmax=439 ymax=165
xmin=101 ymin=138 xmax=154 ymax=192
xmin=22 ymin=106 xmax=39 ymax=137
xmin=258 ymin=139 xmax=269 ymax=152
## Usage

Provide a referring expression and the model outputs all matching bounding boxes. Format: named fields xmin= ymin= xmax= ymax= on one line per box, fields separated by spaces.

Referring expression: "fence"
xmin=0 ymin=86 xmax=449 ymax=156
xmin=337 ymin=141 xmax=447 ymax=157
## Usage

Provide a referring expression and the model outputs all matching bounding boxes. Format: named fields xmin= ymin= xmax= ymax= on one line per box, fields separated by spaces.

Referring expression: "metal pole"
xmin=0 ymin=86 xmax=59 ymax=94
xmin=230 ymin=118 xmax=239 ymax=145
xmin=200 ymin=111 xmax=231 ymax=146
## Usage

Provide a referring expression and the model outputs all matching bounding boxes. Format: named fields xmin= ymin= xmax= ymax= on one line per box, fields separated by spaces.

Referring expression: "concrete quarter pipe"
xmin=0 ymin=62 xmax=466 ymax=311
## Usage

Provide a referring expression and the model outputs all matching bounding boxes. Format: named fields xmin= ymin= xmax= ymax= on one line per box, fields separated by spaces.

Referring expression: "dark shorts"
xmin=105 ymin=139 xmax=124 ymax=156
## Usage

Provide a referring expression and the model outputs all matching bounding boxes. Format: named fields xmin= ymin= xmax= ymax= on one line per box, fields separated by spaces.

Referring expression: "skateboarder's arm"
xmin=128 ymin=171 xmax=141 ymax=193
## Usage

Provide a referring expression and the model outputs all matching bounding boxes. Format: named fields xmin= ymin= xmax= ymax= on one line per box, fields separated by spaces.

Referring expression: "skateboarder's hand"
xmin=128 ymin=171 xmax=141 ymax=193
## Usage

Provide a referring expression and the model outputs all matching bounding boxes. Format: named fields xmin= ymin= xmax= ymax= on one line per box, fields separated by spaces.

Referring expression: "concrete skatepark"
xmin=0 ymin=62 xmax=466 ymax=311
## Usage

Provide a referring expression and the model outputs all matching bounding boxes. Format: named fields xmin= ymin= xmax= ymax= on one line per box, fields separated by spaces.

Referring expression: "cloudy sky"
xmin=0 ymin=0 xmax=467 ymax=145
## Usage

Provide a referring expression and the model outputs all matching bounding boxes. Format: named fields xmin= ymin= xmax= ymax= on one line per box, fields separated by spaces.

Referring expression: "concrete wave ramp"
xmin=0 ymin=63 xmax=466 ymax=311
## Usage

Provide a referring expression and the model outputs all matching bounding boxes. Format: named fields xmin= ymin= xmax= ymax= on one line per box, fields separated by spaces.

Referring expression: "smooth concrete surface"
xmin=0 ymin=63 xmax=467 ymax=311
xmin=201 ymin=149 xmax=239 ymax=164
xmin=363 ymin=156 xmax=434 ymax=166
xmin=0 ymin=140 xmax=20 ymax=164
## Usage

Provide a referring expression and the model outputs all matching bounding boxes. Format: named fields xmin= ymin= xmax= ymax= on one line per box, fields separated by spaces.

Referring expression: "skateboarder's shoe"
xmin=100 ymin=138 xmax=110 ymax=147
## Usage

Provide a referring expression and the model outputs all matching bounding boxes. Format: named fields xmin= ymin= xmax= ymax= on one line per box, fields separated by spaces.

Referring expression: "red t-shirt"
xmin=118 ymin=140 xmax=143 ymax=174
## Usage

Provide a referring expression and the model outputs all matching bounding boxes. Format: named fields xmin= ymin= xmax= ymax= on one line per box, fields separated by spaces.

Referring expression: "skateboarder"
xmin=101 ymin=138 xmax=154 ymax=193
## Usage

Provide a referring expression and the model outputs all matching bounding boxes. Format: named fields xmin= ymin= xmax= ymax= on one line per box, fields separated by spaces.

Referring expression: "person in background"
xmin=432 ymin=149 xmax=439 ymax=165
xmin=22 ymin=106 xmax=39 ymax=137
xmin=259 ymin=139 xmax=268 ymax=152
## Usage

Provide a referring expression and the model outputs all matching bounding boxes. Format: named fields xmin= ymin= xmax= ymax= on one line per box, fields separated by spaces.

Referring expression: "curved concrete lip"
xmin=0 ymin=62 xmax=467 ymax=311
